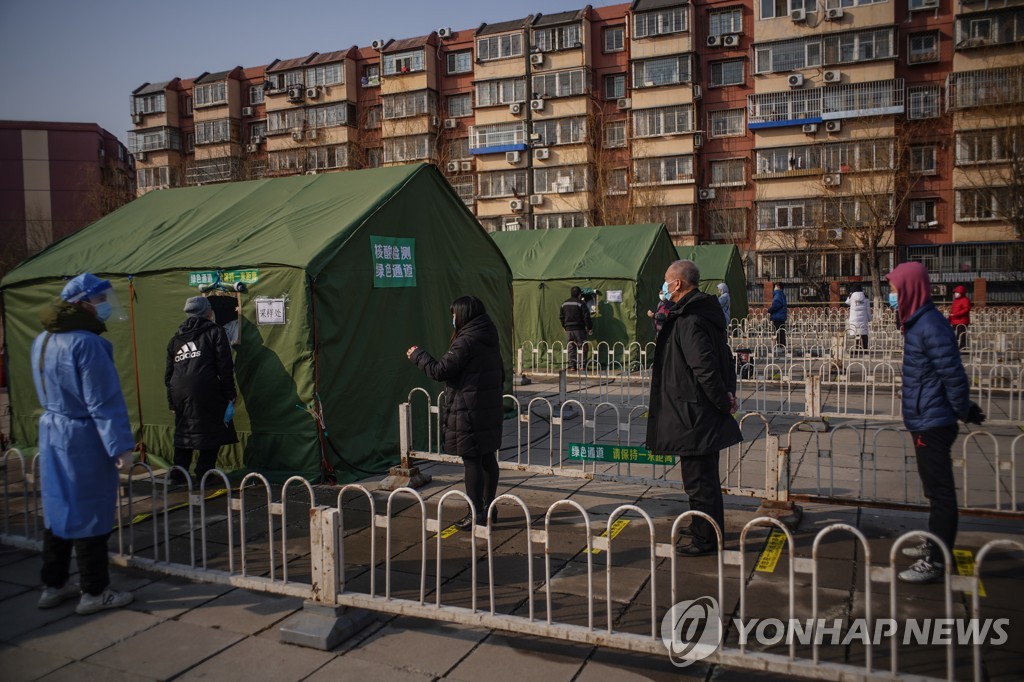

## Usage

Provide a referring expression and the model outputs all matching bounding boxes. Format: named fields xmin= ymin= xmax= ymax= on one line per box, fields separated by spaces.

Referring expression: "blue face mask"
xmin=661 ymin=281 xmax=671 ymax=299
xmin=888 ymin=292 xmax=898 ymax=309
xmin=93 ymin=301 xmax=112 ymax=321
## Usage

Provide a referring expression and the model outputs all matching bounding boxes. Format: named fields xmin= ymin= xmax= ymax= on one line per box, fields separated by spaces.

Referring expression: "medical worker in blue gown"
xmin=31 ymin=273 xmax=137 ymax=614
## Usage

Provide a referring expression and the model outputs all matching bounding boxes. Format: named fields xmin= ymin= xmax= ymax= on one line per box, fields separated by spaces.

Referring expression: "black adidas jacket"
xmin=165 ymin=316 xmax=238 ymax=449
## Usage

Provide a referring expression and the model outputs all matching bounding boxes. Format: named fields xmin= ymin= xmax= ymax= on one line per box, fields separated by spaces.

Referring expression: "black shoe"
xmin=454 ymin=514 xmax=475 ymax=531
xmin=677 ymin=525 xmax=695 ymax=539
xmin=482 ymin=502 xmax=499 ymax=525
xmin=676 ymin=541 xmax=717 ymax=557
xmin=166 ymin=470 xmax=188 ymax=486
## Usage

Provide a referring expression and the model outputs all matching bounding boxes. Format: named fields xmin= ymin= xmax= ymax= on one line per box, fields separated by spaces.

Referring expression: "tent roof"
xmin=491 ymin=224 xmax=668 ymax=280
xmin=2 ymin=164 xmax=433 ymax=288
xmin=675 ymin=244 xmax=741 ymax=279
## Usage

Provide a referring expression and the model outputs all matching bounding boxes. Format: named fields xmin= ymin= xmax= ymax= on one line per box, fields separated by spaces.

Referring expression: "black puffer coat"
xmin=411 ymin=314 xmax=504 ymax=459
xmin=646 ymin=289 xmax=742 ymax=457
xmin=165 ymin=317 xmax=238 ymax=449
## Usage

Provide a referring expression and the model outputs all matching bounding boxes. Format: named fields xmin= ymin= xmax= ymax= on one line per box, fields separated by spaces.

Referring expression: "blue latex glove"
xmin=224 ymin=402 xmax=235 ymax=423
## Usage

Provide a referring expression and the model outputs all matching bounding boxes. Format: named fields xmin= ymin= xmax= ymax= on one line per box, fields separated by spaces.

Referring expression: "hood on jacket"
xmin=39 ymin=299 xmax=106 ymax=335
xmin=886 ymin=262 xmax=931 ymax=331
xmin=848 ymin=291 xmax=867 ymax=303
xmin=455 ymin=313 xmax=499 ymax=348
xmin=175 ymin=315 xmax=219 ymax=341
xmin=669 ymin=289 xmax=727 ymax=332
xmin=953 ymin=285 xmax=967 ymax=297
xmin=717 ymin=283 xmax=729 ymax=295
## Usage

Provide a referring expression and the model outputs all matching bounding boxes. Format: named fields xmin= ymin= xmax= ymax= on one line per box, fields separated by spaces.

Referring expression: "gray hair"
xmin=669 ymin=259 xmax=700 ymax=287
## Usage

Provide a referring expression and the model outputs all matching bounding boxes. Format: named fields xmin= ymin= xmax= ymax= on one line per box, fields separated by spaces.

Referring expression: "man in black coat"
xmin=559 ymin=286 xmax=592 ymax=371
xmin=647 ymin=260 xmax=742 ymax=556
xmin=165 ymin=296 xmax=238 ymax=484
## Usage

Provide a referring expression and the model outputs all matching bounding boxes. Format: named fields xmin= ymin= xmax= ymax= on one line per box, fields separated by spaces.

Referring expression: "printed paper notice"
xmin=256 ymin=299 xmax=286 ymax=325
xmin=607 ymin=290 xmax=623 ymax=303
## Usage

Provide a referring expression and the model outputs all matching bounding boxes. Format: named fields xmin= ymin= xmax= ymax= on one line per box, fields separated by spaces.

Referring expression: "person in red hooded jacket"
xmin=948 ymin=285 xmax=971 ymax=351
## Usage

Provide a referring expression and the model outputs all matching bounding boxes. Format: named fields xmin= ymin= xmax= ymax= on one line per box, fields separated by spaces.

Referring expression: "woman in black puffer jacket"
xmin=407 ymin=296 xmax=504 ymax=529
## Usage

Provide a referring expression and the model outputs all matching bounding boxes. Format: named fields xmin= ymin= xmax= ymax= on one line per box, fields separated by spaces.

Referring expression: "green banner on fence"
xmin=567 ymin=443 xmax=675 ymax=465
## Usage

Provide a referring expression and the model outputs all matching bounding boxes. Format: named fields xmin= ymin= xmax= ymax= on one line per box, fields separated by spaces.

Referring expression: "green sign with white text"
xmin=187 ymin=269 xmax=259 ymax=287
xmin=567 ymin=443 xmax=675 ymax=465
xmin=371 ymin=236 xmax=416 ymax=288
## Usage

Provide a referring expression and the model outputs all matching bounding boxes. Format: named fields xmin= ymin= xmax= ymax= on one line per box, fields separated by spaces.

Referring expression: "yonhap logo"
xmin=661 ymin=596 xmax=723 ymax=667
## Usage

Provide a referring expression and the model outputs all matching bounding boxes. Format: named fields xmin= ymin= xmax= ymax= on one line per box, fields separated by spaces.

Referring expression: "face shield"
xmin=67 ymin=285 xmax=127 ymax=323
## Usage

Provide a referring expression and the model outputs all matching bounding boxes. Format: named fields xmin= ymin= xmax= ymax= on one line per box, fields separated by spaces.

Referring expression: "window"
xmin=909 ymin=0 xmax=937 ymax=10
xmin=365 ymin=106 xmax=381 ymax=130
xmin=533 ymin=23 xmax=582 ymax=51
xmin=447 ymin=51 xmax=473 ymax=74
xmin=822 ymin=139 xmax=893 ymax=172
xmin=362 ymin=64 xmax=381 ymax=87
xmin=128 ymin=126 xmax=182 ymax=153
xmin=607 ymin=168 xmax=629 ymax=194
xmin=183 ymin=96 xmax=193 ymax=117
xmin=366 ymin=148 xmax=382 ymax=168
xmin=306 ymin=63 xmax=343 ymax=86
xmin=266 ymin=108 xmax=305 ymax=133
xmin=710 ymin=60 xmax=745 ymax=87
xmin=908 ymin=32 xmax=939 ymax=64
xmin=909 ymin=145 xmax=937 ymax=174
xmin=955 ymin=128 xmax=1019 ymax=165
xmin=534 ymin=213 xmax=587 ymax=229
xmin=709 ymin=7 xmax=743 ymax=36
xmin=632 ymin=104 xmax=694 ymax=137
xmin=532 ymin=117 xmax=587 ymax=145
xmin=955 ymin=10 xmax=1024 ymax=48
xmin=306 ymin=103 xmax=354 ymax=128
xmin=194 ymin=82 xmax=227 ymax=108
xmin=195 ymin=119 xmax=233 ymax=144
xmin=534 ymin=165 xmax=589 ymax=193
xmin=447 ymin=94 xmax=472 ymax=118
xmin=383 ymin=91 xmax=436 ymax=119
xmin=451 ymin=175 xmax=475 ymax=205
xmin=956 ymin=188 xmax=1007 ymax=221
xmin=383 ymin=135 xmax=431 ymax=163
xmin=448 ymin=137 xmax=471 ymax=160
xmin=307 ymin=145 xmax=349 ymax=170
xmin=832 ymin=29 xmax=892 ymax=62
xmin=909 ymin=199 xmax=937 ymax=227
xmin=709 ymin=109 xmax=745 ymax=137
xmin=947 ymin=66 xmax=1024 ymax=110
xmin=470 ymin=121 xmax=527 ymax=149
xmin=475 ymin=78 xmax=527 ymax=107
xmin=757 ymin=199 xmax=819 ymax=230
xmin=758 ymin=254 xmax=789 ymax=279
xmin=755 ymin=144 xmax=821 ymax=175
xmin=662 ymin=206 xmax=694 ymax=235
xmin=710 ymin=159 xmax=746 ymax=186
xmin=185 ymin=133 xmax=195 ymax=153
xmin=382 ymin=50 xmax=425 ymax=76
xmin=632 ymin=55 xmax=692 ymax=87
xmin=476 ymin=33 xmax=524 ymax=61
xmin=532 ymin=69 xmax=587 ymax=98
xmin=604 ymin=73 xmax=626 ymax=100
xmin=604 ymin=121 xmax=627 ymax=148
xmin=633 ymin=155 xmax=694 ymax=184
xmin=604 ymin=26 xmax=625 ymax=52
xmin=760 ymin=0 xmax=790 ymax=20
xmin=634 ymin=7 xmax=688 ymax=38
xmin=132 ymin=92 xmax=165 ymax=115
xmin=249 ymin=86 xmax=265 ymax=105
xmin=825 ymin=0 xmax=886 ymax=8
xmin=249 ymin=121 xmax=266 ymax=141
xmin=136 ymin=166 xmax=175 ymax=189
xmin=478 ymin=170 xmax=528 ymax=198
xmin=708 ymin=208 xmax=747 ymax=239
xmin=907 ymin=84 xmax=941 ymax=119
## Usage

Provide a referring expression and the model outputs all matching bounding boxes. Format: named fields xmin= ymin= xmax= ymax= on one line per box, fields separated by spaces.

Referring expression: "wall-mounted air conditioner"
xmin=460 ymin=161 xmax=473 ymax=171
xmin=825 ymin=120 xmax=842 ymax=133
xmin=446 ymin=161 xmax=460 ymax=172
xmin=535 ymin=148 xmax=550 ymax=160
xmin=136 ymin=151 xmax=146 ymax=162
xmin=287 ymin=85 xmax=305 ymax=102
xmin=371 ymin=39 xmax=387 ymax=50
xmin=306 ymin=129 xmax=318 ymax=140
xmin=531 ymin=99 xmax=545 ymax=111
xmin=707 ymin=35 xmax=721 ymax=47
xmin=698 ymin=188 xmax=716 ymax=200
xmin=788 ymin=74 xmax=805 ymax=88
xmin=825 ymin=7 xmax=844 ymax=20
xmin=722 ymin=34 xmax=740 ymax=47
xmin=790 ymin=8 xmax=807 ymax=22
xmin=530 ymin=54 xmax=544 ymax=66
xmin=444 ymin=118 xmax=458 ymax=129
xmin=693 ymin=133 xmax=703 ymax=148
xmin=827 ymin=228 xmax=843 ymax=240
xmin=802 ymin=123 xmax=818 ymax=133
xmin=799 ymin=286 xmax=815 ymax=299
xmin=246 ymin=144 xmax=258 ymax=153
xmin=509 ymin=199 xmax=524 ymax=212
xmin=617 ymin=98 xmax=632 ymax=110
xmin=131 ymin=113 xmax=143 ymax=125
xmin=509 ymin=102 xmax=522 ymax=115
xmin=823 ymin=173 xmax=841 ymax=186
xmin=823 ymin=70 xmax=842 ymax=83
xmin=438 ymin=27 xmax=453 ymax=39
xmin=306 ymin=87 xmax=320 ymax=100
xmin=506 ymin=151 xmax=521 ymax=164
xmin=529 ymin=194 xmax=544 ymax=206
xmin=930 ymin=284 xmax=947 ymax=297
xmin=291 ymin=130 xmax=304 ymax=141
xmin=692 ymin=84 xmax=702 ymax=99
xmin=242 ymin=107 xmax=254 ymax=117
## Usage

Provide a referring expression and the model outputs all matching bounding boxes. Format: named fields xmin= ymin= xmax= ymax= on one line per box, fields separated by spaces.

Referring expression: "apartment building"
xmin=128 ymin=0 xmax=1024 ymax=299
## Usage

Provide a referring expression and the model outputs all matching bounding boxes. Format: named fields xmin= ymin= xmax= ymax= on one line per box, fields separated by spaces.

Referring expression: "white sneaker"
xmin=897 ymin=558 xmax=944 ymax=585
xmin=76 ymin=587 xmax=134 ymax=615
xmin=900 ymin=541 xmax=931 ymax=559
xmin=37 ymin=582 xmax=81 ymax=609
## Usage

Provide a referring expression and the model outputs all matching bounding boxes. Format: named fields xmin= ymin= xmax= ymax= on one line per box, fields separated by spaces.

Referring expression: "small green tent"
xmin=676 ymin=244 xmax=748 ymax=321
xmin=1 ymin=163 xmax=513 ymax=482
xmin=491 ymin=224 xmax=677 ymax=350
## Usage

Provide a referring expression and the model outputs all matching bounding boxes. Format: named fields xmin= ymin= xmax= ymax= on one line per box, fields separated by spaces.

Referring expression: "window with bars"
xmin=710 ymin=8 xmax=743 ymax=36
xmin=632 ymin=55 xmax=691 ymax=88
xmin=363 ymin=65 xmax=381 ymax=87
xmin=249 ymin=121 xmax=266 ymax=141
xmin=383 ymin=90 xmax=436 ymax=119
xmin=383 ymin=135 xmax=431 ymax=163
xmin=470 ymin=122 xmax=527 ymax=149
xmin=476 ymin=33 xmax=524 ymax=61
xmin=632 ymin=104 xmax=694 ymax=137
xmin=634 ymin=6 xmax=688 ymax=38
xmin=753 ymin=27 xmax=893 ymax=74
xmin=478 ymin=169 xmax=528 ymax=197
xmin=194 ymin=82 xmax=227 ymax=108
xmin=822 ymin=139 xmax=893 ymax=172
xmin=710 ymin=60 xmax=745 ymax=87
xmin=947 ymin=66 xmax=1024 ymax=110
xmin=267 ymin=108 xmax=306 ymax=133
xmin=382 ymin=50 xmax=425 ymax=76
xmin=447 ymin=51 xmax=473 ymax=74
xmin=831 ymin=29 xmax=891 ymax=62
xmin=907 ymin=84 xmax=941 ymax=119
xmin=532 ymin=69 xmax=587 ymax=98
xmin=757 ymin=199 xmax=820 ymax=230
xmin=533 ymin=23 xmax=582 ymax=51
xmin=132 ymin=92 xmax=165 ymax=115
xmin=955 ymin=9 xmax=1024 ymax=49
xmin=306 ymin=64 xmax=343 ymax=86
xmin=532 ymin=117 xmax=586 ymax=146
xmin=661 ymin=205 xmax=694 ymax=235
xmin=823 ymin=195 xmax=891 ymax=225
xmin=709 ymin=109 xmax=745 ymax=137
xmin=710 ymin=159 xmax=746 ymax=186
xmin=604 ymin=121 xmax=627 ymax=148
xmin=908 ymin=32 xmax=940 ymax=65
xmin=366 ymin=148 xmax=383 ymax=168
xmin=633 ymin=155 xmax=694 ymax=184
xmin=909 ymin=199 xmax=938 ymax=226
xmin=307 ymin=144 xmax=349 ymax=170
xmin=475 ymin=78 xmax=527 ymax=107
xmin=956 ymin=188 xmax=1009 ymax=221
xmin=747 ymin=79 xmax=904 ymax=125
xmin=534 ymin=165 xmax=589 ymax=193
xmin=604 ymin=26 xmax=625 ymax=52
xmin=451 ymin=175 xmax=475 ymax=205
xmin=447 ymin=94 xmax=473 ymax=118
xmin=306 ymin=103 xmax=354 ymax=128
xmin=128 ymin=127 xmax=182 ymax=153
xmin=534 ymin=212 xmax=588 ymax=229
xmin=955 ymin=128 xmax=1019 ymax=165
xmin=448 ymin=137 xmax=471 ymax=160
xmin=910 ymin=145 xmax=937 ymax=174
xmin=195 ymin=119 xmax=234 ymax=145
xmin=755 ymin=144 xmax=822 ymax=175
xmin=604 ymin=74 xmax=626 ymax=100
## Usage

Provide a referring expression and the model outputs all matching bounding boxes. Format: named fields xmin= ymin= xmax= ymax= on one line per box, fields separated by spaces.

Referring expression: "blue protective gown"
xmin=31 ymin=330 xmax=134 ymax=538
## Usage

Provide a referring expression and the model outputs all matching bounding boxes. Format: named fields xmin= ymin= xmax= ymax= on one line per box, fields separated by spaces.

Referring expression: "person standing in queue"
xmin=559 ymin=286 xmax=592 ymax=372
xmin=768 ymin=282 xmax=788 ymax=348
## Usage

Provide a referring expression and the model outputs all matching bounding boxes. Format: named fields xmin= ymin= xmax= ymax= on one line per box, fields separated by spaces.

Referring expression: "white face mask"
xmin=954 ymin=293 xmax=962 ymax=299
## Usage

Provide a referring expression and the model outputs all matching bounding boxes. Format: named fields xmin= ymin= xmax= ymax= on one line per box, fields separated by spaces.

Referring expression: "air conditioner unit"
xmin=135 ymin=151 xmax=146 ymax=162
xmin=438 ymin=27 xmax=452 ymax=39
xmin=801 ymin=229 xmax=818 ymax=241
xmin=930 ymin=284 xmax=947 ymax=297
xmin=306 ymin=129 xmax=318 ymax=140
xmin=246 ymin=143 xmax=258 ymax=153
xmin=707 ymin=35 xmax=721 ymax=47
xmin=616 ymin=97 xmax=632 ymax=110
xmin=242 ymin=106 xmax=254 ymax=117
xmin=287 ymin=86 xmax=305 ymax=102
xmin=446 ymin=161 xmax=460 ymax=172
xmin=790 ymin=8 xmax=807 ymax=22
xmin=509 ymin=199 xmax=524 ymax=212
xmin=692 ymin=84 xmax=703 ymax=100
xmin=531 ymin=99 xmax=544 ymax=111
xmin=460 ymin=161 xmax=473 ymax=171
xmin=306 ymin=87 xmax=319 ymax=99
xmin=823 ymin=174 xmax=841 ymax=186
xmin=827 ymin=228 xmax=843 ymax=240
xmin=530 ymin=53 xmax=544 ymax=66
xmin=509 ymin=102 xmax=522 ymax=115
xmin=250 ymin=135 xmax=263 ymax=144
xmin=444 ymin=118 xmax=458 ymax=129
xmin=529 ymin=194 xmax=544 ymax=206
xmin=825 ymin=120 xmax=842 ymax=133
xmin=131 ymin=113 xmax=143 ymax=125
xmin=823 ymin=70 xmax=842 ymax=83
xmin=371 ymin=39 xmax=387 ymax=50
xmin=723 ymin=34 xmax=740 ymax=47
xmin=802 ymin=123 xmax=818 ymax=133
xmin=506 ymin=151 xmax=521 ymax=164
xmin=693 ymin=133 xmax=703 ymax=148
xmin=291 ymin=130 xmax=304 ymax=141
xmin=799 ymin=286 xmax=815 ymax=299
xmin=430 ymin=115 xmax=441 ymax=128
xmin=825 ymin=7 xmax=844 ymax=20
xmin=788 ymin=74 xmax=805 ymax=88
xmin=698 ymin=188 xmax=716 ymax=200
xmin=534 ymin=148 xmax=550 ymax=160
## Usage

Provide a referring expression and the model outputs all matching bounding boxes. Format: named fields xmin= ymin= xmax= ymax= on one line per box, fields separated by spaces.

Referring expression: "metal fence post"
xmin=804 ymin=376 xmax=821 ymax=418
xmin=379 ymin=402 xmax=432 ymax=491
xmin=756 ymin=435 xmax=803 ymax=529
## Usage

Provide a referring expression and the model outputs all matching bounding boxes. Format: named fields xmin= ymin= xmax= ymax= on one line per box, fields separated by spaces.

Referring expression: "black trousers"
xmin=565 ymin=329 xmax=588 ymax=369
xmin=463 ymin=452 xmax=500 ymax=519
xmin=680 ymin=453 xmax=725 ymax=548
xmin=854 ymin=334 xmax=869 ymax=350
xmin=911 ymin=423 xmax=960 ymax=565
xmin=772 ymin=320 xmax=787 ymax=347
xmin=954 ymin=325 xmax=969 ymax=351
xmin=41 ymin=527 xmax=110 ymax=596
xmin=174 ymin=447 xmax=219 ymax=480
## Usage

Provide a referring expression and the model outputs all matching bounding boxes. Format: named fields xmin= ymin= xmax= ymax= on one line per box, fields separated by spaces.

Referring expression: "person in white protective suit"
xmin=844 ymin=282 xmax=872 ymax=350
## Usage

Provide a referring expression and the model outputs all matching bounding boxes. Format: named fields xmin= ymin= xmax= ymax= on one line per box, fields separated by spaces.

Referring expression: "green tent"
xmin=491 ymin=224 xmax=677 ymax=351
xmin=1 ymin=163 xmax=512 ymax=483
xmin=676 ymin=244 xmax=749 ymax=321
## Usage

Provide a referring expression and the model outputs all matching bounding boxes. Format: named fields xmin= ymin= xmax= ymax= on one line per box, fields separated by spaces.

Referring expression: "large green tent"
xmin=491 ymin=224 xmax=677 ymax=351
xmin=676 ymin=244 xmax=749 ymax=321
xmin=1 ymin=163 xmax=512 ymax=483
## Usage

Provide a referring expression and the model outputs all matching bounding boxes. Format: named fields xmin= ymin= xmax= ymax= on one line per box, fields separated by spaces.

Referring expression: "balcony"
xmin=747 ymin=79 xmax=905 ymax=129
xmin=946 ymin=66 xmax=1024 ymax=111
xmin=128 ymin=127 xmax=182 ymax=154
xmin=469 ymin=122 xmax=528 ymax=154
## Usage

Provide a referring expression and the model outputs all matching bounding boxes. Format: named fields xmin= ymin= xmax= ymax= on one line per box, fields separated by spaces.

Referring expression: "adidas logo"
xmin=174 ymin=341 xmax=201 ymax=362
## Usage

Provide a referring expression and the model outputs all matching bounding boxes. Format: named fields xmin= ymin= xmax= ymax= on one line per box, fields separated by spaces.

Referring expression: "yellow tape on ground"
xmin=755 ymin=531 xmax=787 ymax=573
xmin=431 ymin=524 xmax=460 ymax=540
xmin=953 ymin=548 xmax=986 ymax=598
xmin=129 ymin=487 xmax=229 ymax=525
xmin=591 ymin=518 xmax=631 ymax=554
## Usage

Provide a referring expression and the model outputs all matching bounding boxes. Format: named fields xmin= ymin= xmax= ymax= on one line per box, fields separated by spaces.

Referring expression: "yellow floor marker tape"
xmin=953 ymin=548 xmax=986 ymax=598
xmin=756 ymin=531 xmax=787 ymax=573
xmin=591 ymin=518 xmax=631 ymax=554
xmin=432 ymin=525 xmax=460 ymax=540
xmin=129 ymin=487 xmax=230 ymax=525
